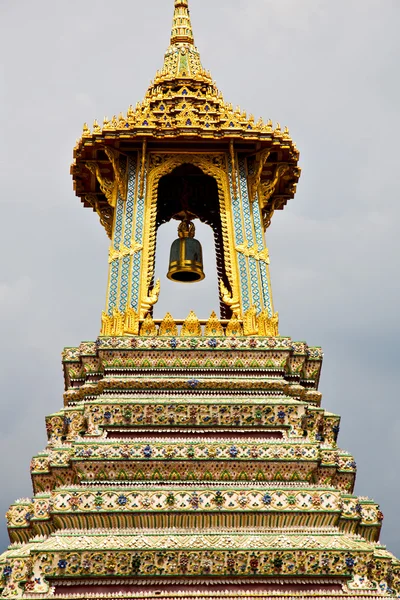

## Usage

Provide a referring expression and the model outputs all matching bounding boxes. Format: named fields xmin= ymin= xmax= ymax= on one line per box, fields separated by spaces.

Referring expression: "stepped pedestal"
xmin=1 ymin=337 xmax=398 ymax=598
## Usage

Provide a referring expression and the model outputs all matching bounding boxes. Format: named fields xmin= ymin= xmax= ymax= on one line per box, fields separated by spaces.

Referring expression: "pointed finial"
xmin=171 ymin=0 xmax=195 ymax=45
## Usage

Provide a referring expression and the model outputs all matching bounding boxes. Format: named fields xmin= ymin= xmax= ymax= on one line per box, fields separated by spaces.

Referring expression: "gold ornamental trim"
xmin=139 ymin=153 xmax=240 ymax=319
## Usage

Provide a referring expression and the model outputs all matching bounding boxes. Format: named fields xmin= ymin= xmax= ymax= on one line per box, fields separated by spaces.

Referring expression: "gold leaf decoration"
xmin=100 ymin=307 xmax=140 ymax=337
xmin=111 ymin=308 xmax=124 ymax=337
xmin=140 ymin=314 xmax=157 ymax=337
xmin=219 ymin=280 xmax=240 ymax=317
xmin=85 ymin=195 xmax=113 ymax=240
xmin=100 ymin=312 xmax=113 ymax=336
xmin=140 ymin=279 xmax=161 ymax=320
xmin=235 ymin=241 xmax=270 ymax=264
xmin=205 ymin=311 xmax=224 ymax=337
xmin=181 ymin=311 xmax=202 ymax=337
xmin=124 ymin=307 xmax=139 ymax=336
xmin=159 ymin=313 xmax=178 ymax=337
xmin=258 ymin=310 xmax=279 ymax=337
xmin=86 ymin=162 xmax=118 ymax=208
xmin=243 ymin=306 xmax=258 ymax=336
xmin=226 ymin=314 xmax=243 ymax=337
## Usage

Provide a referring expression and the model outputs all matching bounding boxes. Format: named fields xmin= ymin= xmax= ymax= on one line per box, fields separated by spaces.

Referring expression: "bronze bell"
xmin=167 ymin=218 xmax=205 ymax=283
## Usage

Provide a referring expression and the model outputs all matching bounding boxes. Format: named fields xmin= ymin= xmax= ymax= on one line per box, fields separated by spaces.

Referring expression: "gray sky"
xmin=1 ymin=0 xmax=399 ymax=556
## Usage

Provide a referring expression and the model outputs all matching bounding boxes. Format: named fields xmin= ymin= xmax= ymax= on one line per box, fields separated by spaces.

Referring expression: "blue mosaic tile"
xmin=248 ymin=256 xmax=261 ymax=313
xmin=252 ymin=192 xmax=272 ymax=314
xmin=131 ymin=251 xmax=142 ymax=311
xmin=135 ymin=196 xmax=145 ymax=245
xmin=129 ymin=155 xmax=146 ymax=312
xmin=119 ymin=158 xmax=137 ymax=313
xmin=238 ymin=254 xmax=250 ymax=312
xmin=252 ymin=194 xmax=264 ymax=248
xmin=134 ymin=154 xmax=146 ymax=245
xmin=123 ymin=158 xmax=137 ymax=246
xmin=113 ymin=197 xmax=124 ymax=250
xmin=108 ymin=260 xmax=120 ymax=315
xmin=238 ymin=158 xmax=254 ymax=246
xmin=228 ymin=154 xmax=251 ymax=311
xmin=228 ymin=156 xmax=244 ymax=245
xmin=260 ymin=261 xmax=272 ymax=316
xmin=231 ymin=196 xmax=244 ymax=246
xmin=119 ymin=255 xmax=130 ymax=312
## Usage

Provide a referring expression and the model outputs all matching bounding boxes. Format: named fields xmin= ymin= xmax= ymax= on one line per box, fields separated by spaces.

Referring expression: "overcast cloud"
xmin=0 ymin=0 xmax=399 ymax=556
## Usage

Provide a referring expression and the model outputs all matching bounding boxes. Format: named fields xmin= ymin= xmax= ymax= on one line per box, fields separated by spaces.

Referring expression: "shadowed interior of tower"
xmin=158 ymin=163 xmax=232 ymax=317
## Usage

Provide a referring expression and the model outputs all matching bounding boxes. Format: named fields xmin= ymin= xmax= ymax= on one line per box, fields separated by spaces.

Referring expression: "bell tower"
xmin=2 ymin=1 xmax=399 ymax=599
xmin=71 ymin=0 xmax=300 ymax=333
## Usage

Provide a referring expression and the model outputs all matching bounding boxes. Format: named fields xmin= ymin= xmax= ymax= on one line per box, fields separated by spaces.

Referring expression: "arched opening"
xmin=153 ymin=163 xmax=232 ymax=319
xmin=154 ymin=220 xmax=218 ymax=319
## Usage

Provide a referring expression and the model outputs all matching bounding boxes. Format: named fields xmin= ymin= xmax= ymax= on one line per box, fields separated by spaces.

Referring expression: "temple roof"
xmin=71 ymin=0 xmax=301 ymax=237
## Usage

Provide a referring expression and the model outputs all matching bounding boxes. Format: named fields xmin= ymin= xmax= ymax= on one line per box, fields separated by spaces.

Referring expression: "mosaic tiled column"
xmin=238 ymin=157 xmax=263 ymax=314
xmin=228 ymin=152 xmax=250 ymax=314
xmin=119 ymin=158 xmax=137 ymax=312
xmin=106 ymin=154 xmax=142 ymax=315
xmin=252 ymin=190 xmax=274 ymax=316
xmin=229 ymin=153 xmax=274 ymax=316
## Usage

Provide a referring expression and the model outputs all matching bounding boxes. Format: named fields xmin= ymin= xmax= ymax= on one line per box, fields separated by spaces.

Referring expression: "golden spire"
xmin=151 ymin=0 xmax=211 ymax=85
xmin=171 ymin=0 xmax=194 ymax=46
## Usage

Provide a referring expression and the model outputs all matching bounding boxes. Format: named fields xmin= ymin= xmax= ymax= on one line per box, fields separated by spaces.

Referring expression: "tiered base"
xmin=47 ymin=581 xmax=389 ymax=600
xmin=2 ymin=527 xmax=398 ymax=598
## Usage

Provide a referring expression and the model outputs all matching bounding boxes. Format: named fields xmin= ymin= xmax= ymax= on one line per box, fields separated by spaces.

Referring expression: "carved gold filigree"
xmin=247 ymin=149 xmax=271 ymax=203
xmin=260 ymin=165 xmax=289 ymax=209
xmin=108 ymin=242 xmax=143 ymax=264
xmin=139 ymin=279 xmax=161 ymax=320
xmin=258 ymin=309 xmax=279 ymax=337
xmin=111 ymin=308 xmax=124 ymax=336
xmin=104 ymin=148 xmax=127 ymax=200
xmin=159 ymin=313 xmax=178 ymax=337
xmin=108 ymin=247 xmax=120 ymax=263
xmin=100 ymin=306 xmax=139 ymax=337
xmin=219 ymin=280 xmax=240 ymax=317
xmin=82 ymin=123 xmax=91 ymax=136
xmin=81 ymin=94 xmax=298 ymax=144
xmin=140 ymin=314 xmax=157 ymax=337
xmin=256 ymin=248 xmax=270 ymax=263
xmin=124 ymin=307 xmax=139 ymax=335
xmin=92 ymin=119 xmax=101 ymax=134
xmin=175 ymin=101 xmax=200 ymax=129
xmin=235 ymin=241 xmax=270 ymax=264
xmin=141 ymin=153 xmax=240 ymax=319
xmin=226 ymin=313 xmax=244 ymax=337
xmin=85 ymin=195 xmax=113 ymax=239
xmin=259 ymin=165 xmax=290 ymax=229
xmin=243 ymin=306 xmax=259 ymax=336
xmin=86 ymin=162 xmax=119 ymax=209
xmin=181 ymin=311 xmax=202 ymax=337
xmin=100 ymin=312 xmax=113 ymax=336
xmin=204 ymin=311 xmax=225 ymax=337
